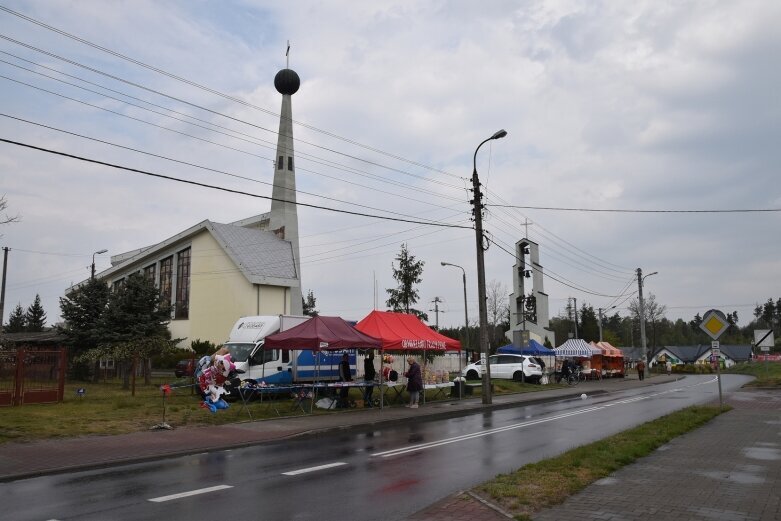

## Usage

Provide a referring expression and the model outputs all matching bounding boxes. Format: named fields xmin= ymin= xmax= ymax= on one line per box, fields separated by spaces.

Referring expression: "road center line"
xmin=282 ymin=462 xmax=347 ymax=476
xmin=148 ymin=484 xmax=233 ymax=503
xmin=373 ymin=379 xmax=708 ymax=458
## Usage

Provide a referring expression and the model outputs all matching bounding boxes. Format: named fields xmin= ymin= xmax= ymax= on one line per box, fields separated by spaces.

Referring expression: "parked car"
xmin=175 ymin=359 xmax=195 ymax=378
xmin=461 ymin=354 xmax=543 ymax=383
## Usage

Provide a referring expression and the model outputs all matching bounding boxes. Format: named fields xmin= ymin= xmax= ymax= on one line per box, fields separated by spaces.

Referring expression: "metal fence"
xmin=0 ymin=346 xmax=67 ymax=406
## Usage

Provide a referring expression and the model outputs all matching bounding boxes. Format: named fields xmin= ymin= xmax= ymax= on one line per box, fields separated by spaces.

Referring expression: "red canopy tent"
xmin=354 ymin=310 xmax=461 ymax=352
xmin=263 ymin=315 xmax=382 ymax=350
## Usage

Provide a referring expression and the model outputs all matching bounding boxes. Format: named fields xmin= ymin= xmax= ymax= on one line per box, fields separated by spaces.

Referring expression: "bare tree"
xmin=486 ymin=279 xmax=508 ymax=328
xmin=1 ymin=195 xmax=20 ymax=228
xmin=629 ymin=293 xmax=667 ymax=348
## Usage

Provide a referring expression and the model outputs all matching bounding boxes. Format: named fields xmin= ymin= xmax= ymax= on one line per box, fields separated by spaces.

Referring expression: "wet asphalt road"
xmin=3 ymin=374 xmax=751 ymax=521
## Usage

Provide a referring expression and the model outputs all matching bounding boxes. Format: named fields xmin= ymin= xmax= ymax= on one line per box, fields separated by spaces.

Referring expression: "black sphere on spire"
xmin=274 ymin=68 xmax=300 ymax=95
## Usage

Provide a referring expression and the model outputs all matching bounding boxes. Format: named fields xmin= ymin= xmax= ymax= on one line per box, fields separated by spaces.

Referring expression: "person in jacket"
xmin=637 ymin=359 xmax=646 ymax=380
xmin=363 ymin=352 xmax=377 ymax=407
xmin=404 ymin=356 xmax=423 ymax=409
xmin=338 ymin=353 xmax=352 ymax=408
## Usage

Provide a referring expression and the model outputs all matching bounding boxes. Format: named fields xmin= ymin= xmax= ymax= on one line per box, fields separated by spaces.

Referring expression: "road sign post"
xmin=700 ymin=310 xmax=729 ymax=410
xmin=754 ymin=330 xmax=775 ymax=377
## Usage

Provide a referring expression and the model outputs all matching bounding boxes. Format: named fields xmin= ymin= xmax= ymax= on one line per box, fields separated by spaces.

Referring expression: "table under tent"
xmin=253 ymin=315 xmax=383 ymax=413
xmin=591 ymin=341 xmax=625 ymax=377
xmin=496 ymin=339 xmax=556 ymax=383
xmin=354 ymin=310 xmax=462 ymax=405
xmin=553 ymin=338 xmax=602 ymax=379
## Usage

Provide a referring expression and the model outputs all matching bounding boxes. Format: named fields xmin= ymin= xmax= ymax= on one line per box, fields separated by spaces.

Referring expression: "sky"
xmin=0 ymin=0 xmax=779 ymax=335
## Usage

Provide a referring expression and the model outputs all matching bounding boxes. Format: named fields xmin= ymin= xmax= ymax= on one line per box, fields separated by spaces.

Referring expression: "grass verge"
xmin=475 ymin=405 xmax=727 ymax=520
xmin=725 ymin=361 xmax=781 ymax=387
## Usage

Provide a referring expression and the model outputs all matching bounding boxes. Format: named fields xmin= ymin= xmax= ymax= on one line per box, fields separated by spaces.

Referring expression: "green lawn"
xmin=476 ymin=405 xmax=726 ymax=520
xmin=725 ymin=361 xmax=781 ymax=387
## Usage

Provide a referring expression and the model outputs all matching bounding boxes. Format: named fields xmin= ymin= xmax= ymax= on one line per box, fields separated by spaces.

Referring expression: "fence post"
xmin=13 ymin=347 xmax=24 ymax=406
xmin=58 ymin=347 xmax=67 ymax=402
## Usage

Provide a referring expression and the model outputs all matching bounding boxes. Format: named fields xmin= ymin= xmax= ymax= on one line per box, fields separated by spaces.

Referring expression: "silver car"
xmin=462 ymin=354 xmax=543 ymax=383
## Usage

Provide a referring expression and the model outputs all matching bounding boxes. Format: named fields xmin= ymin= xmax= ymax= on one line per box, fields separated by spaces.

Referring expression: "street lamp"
xmin=441 ymin=261 xmax=468 ymax=397
xmin=597 ymin=305 xmax=616 ymax=342
xmin=91 ymin=249 xmax=108 ymax=280
xmin=637 ymin=269 xmax=658 ymax=377
xmin=472 ymin=129 xmax=507 ymax=405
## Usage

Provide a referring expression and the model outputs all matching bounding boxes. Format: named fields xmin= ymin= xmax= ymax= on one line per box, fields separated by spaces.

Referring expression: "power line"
xmin=0 ymin=5 xmax=462 ymax=179
xmin=486 ymin=204 xmax=781 ymax=213
xmin=0 ymin=30 xmax=463 ymax=188
xmin=0 ymin=137 xmax=473 ymax=230
xmin=1 ymin=112 xmax=461 ymax=221
xmin=0 ymin=70 xmax=466 ymax=208
xmin=486 ymin=235 xmax=627 ymax=298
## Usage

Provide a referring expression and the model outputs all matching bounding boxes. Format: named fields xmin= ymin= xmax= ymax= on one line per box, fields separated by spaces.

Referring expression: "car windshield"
xmin=224 ymin=343 xmax=254 ymax=363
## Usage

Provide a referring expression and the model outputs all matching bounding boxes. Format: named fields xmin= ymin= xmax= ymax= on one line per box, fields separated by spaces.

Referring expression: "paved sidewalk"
xmin=0 ymin=375 xmax=664 ymax=482
xmin=407 ymin=386 xmax=781 ymax=521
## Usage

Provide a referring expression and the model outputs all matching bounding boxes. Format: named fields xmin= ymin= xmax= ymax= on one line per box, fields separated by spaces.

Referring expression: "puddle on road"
xmin=699 ymin=464 xmax=765 ymax=485
xmin=742 ymin=446 xmax=781 ymax=461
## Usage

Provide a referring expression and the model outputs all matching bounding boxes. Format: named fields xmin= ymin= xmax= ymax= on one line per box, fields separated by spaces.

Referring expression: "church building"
xmin=80 ymin=63 xmax=305 ymax=347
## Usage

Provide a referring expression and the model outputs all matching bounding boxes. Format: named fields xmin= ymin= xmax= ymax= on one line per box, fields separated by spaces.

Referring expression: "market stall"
xmin=259 ymin=315 xmax=383 ymax=411
xmin=354 ymin=310 xmax=462 ymax=404
xmin=554 ymin=339 xmax=601 ymax=378
xmin=593 ymin=341 xmax=625 ymax=377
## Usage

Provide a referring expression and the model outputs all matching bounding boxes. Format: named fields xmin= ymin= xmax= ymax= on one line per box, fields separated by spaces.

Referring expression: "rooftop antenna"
xmin=286 ymin=40 xmax=290 ymax=68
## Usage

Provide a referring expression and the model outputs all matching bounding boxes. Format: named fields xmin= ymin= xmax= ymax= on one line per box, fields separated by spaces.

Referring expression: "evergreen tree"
xmin=5 ymin=303 xmax=26 ymax=332
xmin=579 ymin=304 xmax=599 ymax=342
xmin=386 ymin=243 xmax=428 ymax=321
xmin=60 ymin=278 xmax=111 ymax=379
xmin=24 ymin=294 xmax=47 ymax=332
xmin=302 ymin=289 xmax=318 ymax=316
xmin=73 ymin=273 xmax=175 ymax=389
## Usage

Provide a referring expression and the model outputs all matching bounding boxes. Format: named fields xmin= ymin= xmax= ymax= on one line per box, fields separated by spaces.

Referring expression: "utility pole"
xmin=572 ymin=297 xmax=578 ymax=340
xmin=0 ymin=247 xmax=8 ymax=330
xmin=637 ymin=268 xmax=647 ymax=377
xmin=472 ymin=129 xmax=506 ymax=405
xmin=430 ymin=297 xmax=442 ymax=330
xmin=598 ymin=306 xmax=616 ymax=343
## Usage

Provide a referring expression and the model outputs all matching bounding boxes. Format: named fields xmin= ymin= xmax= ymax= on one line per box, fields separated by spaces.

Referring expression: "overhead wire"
xmin=0 ymin=4 xmax=462 ymax=179
xmin=0 ymin=137 xmax=472 ymax=229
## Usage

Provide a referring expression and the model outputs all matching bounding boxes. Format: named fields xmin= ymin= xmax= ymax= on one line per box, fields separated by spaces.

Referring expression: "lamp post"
xmin=91 ymin=249 xmax=108 ymax=280
xmin=442 ymin=261 xmax=468 ymax=398
xmin=472 ymin=129 xmax=507 ymax=405
xmin=597 ymin=305 xmax=616 ymax=342
xmin=637 ymin=268 xmax=658 ymax=377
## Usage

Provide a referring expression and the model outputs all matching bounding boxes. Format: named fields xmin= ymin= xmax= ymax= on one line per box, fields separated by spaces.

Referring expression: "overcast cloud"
xmin=1 ymin=1 xmax=779 ymax=333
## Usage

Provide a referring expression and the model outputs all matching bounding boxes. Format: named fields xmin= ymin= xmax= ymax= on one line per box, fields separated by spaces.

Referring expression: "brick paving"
xmin=404 ymin=387 xmax=781 ymax=521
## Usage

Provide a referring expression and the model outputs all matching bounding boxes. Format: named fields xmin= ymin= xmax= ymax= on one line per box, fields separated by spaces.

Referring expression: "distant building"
xmin=651 ymin=344 xmax=752 ymax=368
xmin=70 ymin=63 xmax=305 ymax=347
xmin=506 ymin=238 xmax=556 ymax=347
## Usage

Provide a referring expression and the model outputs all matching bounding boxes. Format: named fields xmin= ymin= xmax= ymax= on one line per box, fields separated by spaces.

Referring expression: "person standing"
xmin=338 ymin=353 xmax=352 ymax=408
xmin=363 ymin=352 xmax=376 ymax=407
xmin=637 ymin=359 xmax=645 ymax=381
xmin=666 ymin=360 xmax=672 ymax=375
xmin=404 ymin=356 xmax=423 ymax=409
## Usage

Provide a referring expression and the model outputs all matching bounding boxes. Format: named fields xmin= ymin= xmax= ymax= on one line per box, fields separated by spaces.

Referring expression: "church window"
xmin=175 ymin=247 xmax=191 ymax=320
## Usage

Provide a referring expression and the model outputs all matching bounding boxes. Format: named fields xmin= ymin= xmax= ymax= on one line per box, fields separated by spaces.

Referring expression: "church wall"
xmin=180 ymin=231 xmax=265 ymax=346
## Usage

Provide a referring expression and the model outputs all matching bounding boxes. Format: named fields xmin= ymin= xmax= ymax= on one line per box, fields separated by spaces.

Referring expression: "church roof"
xmin=83 ymin=218 xmax=298 ymax=289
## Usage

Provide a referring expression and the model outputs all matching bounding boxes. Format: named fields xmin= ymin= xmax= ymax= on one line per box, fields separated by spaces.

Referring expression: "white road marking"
xmin=373 ymin=378 xmax=713 ymax=458
xmin=282 ymin=462 xmax=347 ymax=476
xmin=148 ymin=484 xmax=233 ymax=503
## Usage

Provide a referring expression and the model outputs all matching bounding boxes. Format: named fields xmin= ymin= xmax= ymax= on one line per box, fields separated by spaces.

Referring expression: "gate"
xmin=0 ymin=346 xmax=66 ymax=406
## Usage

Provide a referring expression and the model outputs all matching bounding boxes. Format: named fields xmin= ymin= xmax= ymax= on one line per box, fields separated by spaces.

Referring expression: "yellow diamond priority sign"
xmin=700 ymin=309 xmax=729 ymax=340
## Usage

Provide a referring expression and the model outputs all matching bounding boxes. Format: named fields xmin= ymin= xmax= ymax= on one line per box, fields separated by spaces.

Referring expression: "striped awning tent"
xmin=554 ymin=339 xmax=598 ymax=357
xmin=593 ymin=341 xmax=624 ymax=357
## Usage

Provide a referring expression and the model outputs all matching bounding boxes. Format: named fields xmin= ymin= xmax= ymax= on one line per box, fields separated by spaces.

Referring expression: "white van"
xmin=223 ymin=315 xmax=356 ymax=385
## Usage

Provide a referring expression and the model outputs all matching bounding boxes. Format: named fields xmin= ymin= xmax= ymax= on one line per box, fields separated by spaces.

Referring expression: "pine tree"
xmin=60 ymin=277 xmax=111 ymax=376
xmin=302 ymin=289 xmax=318 ymax=316
xmin=386 ymin=243 xmax=428 ymax=322
xmin=5 ymin=303 xmax=26 ymax=333
xmin=24 ymin=294 xmax=47 ymax=332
